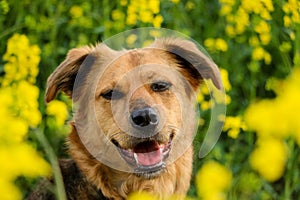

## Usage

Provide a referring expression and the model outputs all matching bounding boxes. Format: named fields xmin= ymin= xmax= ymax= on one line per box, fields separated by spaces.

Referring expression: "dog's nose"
xmin=130 ymin=107 xmax=159 ymax=130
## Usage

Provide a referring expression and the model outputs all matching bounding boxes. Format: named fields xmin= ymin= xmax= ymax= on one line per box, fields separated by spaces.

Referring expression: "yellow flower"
xmin=219 ymin=0 xmax=235 ymax=5
xmin=153 ymin=15 xmax=163 ymax=28
xmin=70 ymin=5 xmax=83 ymax=18
xmin=120 ymin=0 xmax=127 ymax=6
xmin=15 ymin=81 xmax=41 ymax=127
xmin=284 ymin=16 xmax=292 ymax=27
xmin=126 ymin=0 xmax=162 ymax=27
xmin=170 ymin=0 xmax=180 ymax=4
xmin=279 ymin=42 xmax=292 ymax=53
xmin=225 ymin=25 xmax=236 ymax=37
xmin=220 ymin=5 xmax=232 ymax=16
xmin=261 ymin=0 xmax=274 ymax=11
xmin=204 ymin=38 xmax=215 ymax=51
xmin=148 ymin=0 xmax=160 ymax=14
xmin=235 ymin=8 xmax=249 ymax=34
xmin=126 ymin=12 xmax=137 ymax=25
xmin=283 ymin=0 xmax=300 ymax=26
xmin=196 ymin=161 xmax=232 ymax=200
xmin=46 ymin=100 xmax=69 ymax=126
xmin=186 ymin=1 xmax=195 ymax=10
xmin=263 ymin=51 xmax=272 ymax=64
xmin=216 ymin=38 xmax=228 ymax=52
xmin=0 ymin=33 xmax=50 ymax=200
xmin=223 ymin=116 xmax=247 ymax=139
xmin=0 ymin=179 xmax=22 ymax=200
xmin=128 ymin=191 xmax=158 ymax=200
xmin=112 ymin=9 xmax=125 ymax=21
xmin=255 ymin=20 xmax=270 ymax=32
xmin=252 ymin=46 xmax=265 ymax=61
xmin=3 ymin=34 xmax=40 ymax=85
xmin=249 ymin=138 xmax=287 ymax=182
xmin=259 ymin=33 xmax=271 ymax=45
xmin=204 ymin=38 xmax=228 ymax=52
xmin=220 ymin=68 xmax=231 ymax=92
xmin=126 ymin=34 xmax=137 ymax=45
xmin=140 ymin=10 xmax=153 ymax=23
xmin=0 ymin=116 xmax=28 ymax=143
xmin=249 ymin=36 xmax=259 ymax=47
xmin=245 ymin=67 xmax=300 ymax=141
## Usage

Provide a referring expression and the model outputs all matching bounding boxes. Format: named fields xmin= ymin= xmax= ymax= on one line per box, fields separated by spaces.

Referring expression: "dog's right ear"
xmin=45 ymin=46 xmax=94 ymax=103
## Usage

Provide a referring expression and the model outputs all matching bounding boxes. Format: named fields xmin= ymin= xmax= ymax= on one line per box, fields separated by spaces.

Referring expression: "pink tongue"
xmin=134 ymin=141 xmax=162 ymax=166
xmin=136 ymin=150 xmax=162 ymax=166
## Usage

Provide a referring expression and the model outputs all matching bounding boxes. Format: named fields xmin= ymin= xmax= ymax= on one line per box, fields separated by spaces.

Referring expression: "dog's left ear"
xmin=151 ymin=38 xmax=223 ymax=91
xmin=45 ymin=46 xmax=94 ymax=103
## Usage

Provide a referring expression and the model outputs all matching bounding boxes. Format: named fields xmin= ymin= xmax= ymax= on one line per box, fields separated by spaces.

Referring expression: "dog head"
xmin=46 ymin=38 xmax=222 ymax=179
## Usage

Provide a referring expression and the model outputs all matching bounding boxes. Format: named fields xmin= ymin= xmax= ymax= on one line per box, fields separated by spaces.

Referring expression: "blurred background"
xmin=0 ymin=0 xmax=299 ymax=199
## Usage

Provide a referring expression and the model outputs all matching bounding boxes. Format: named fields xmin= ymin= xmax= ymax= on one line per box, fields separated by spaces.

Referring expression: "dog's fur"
xmin=29 ymin=38 xmax=221 ymax=200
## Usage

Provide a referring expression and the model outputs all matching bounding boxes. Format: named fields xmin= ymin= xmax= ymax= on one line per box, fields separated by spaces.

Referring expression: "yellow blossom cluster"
xmin=244 ymin=67 xmax=300 ymax=181
xmin=69 ymin=3 xmax=92 ymax=29
xmin=249 ymin=138 xmax=287 ymax=182
xmin=219 ymin=0 xmax=274 ymax=65
xmin=198 ymin=68 xmax=231 ymax=111
xmin=223 ymin=116 xmax=247 ymax=139
xmin=204 ymin=38 xmax=228 ymax=53
xmin=127 ymin=191 xmax=183 ymax=200
xmin=46 ymin=100 xmax=69 ymax=126
xmin=125 ymin=0 xmax=163 ymax=28
xmin=2 ymin=34 xmax=40 ymax=85
xmin=283 ymin=0 xmax=300 ymax=28
xmin=0 ymin=34 xmax=51 ymax=200
xmin=196 ymin=161 xmax=232 ymax=200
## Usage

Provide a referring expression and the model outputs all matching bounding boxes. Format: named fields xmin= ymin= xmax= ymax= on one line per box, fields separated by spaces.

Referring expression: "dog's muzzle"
xmin=130 ymin=107 xmax=159 ymax=137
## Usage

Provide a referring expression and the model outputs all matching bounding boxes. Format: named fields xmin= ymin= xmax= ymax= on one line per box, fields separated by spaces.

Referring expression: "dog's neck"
xmin=67 ymin=124 xmax=193 ymax=199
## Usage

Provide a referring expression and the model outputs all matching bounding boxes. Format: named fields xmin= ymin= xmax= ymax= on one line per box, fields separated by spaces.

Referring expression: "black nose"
xmin=130 ymin=107 xmax=159 ymax=130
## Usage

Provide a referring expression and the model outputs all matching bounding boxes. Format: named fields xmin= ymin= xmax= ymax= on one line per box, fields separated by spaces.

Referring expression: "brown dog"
xmin=30 ymin=38 xmax=221 ymax=200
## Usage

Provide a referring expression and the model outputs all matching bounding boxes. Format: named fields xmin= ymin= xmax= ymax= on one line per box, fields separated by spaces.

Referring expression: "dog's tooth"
xmin=160 ymin=147 xmax=164 ymax=154
xmin=133 ymin=153 xmax=139 ymax=165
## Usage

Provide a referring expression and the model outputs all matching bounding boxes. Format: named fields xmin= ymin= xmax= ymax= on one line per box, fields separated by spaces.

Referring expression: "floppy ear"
xmin=151 ymin=38 xmax=223 ymax=90
xmin=45 ymin=46 xmax=94 ymax=103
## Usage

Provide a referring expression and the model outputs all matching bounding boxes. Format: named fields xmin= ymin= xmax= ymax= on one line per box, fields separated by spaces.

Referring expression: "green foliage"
xmin=1 ymin=0 xmax=299 ymax=199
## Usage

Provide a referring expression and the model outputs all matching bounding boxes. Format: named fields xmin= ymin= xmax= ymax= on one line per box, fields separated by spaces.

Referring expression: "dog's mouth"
xmin=111 ymin=133 xmax=174 ymax=177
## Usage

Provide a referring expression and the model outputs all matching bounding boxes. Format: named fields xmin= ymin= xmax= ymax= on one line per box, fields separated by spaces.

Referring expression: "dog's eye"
xmin=151 ymin=81 xmax=171 ymax=92
xmin=101 ymin=89 xmax=124 ymax=100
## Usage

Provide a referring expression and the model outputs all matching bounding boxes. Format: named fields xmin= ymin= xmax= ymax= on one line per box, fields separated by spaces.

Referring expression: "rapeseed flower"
xmin=204 ymin=38 xmax=228 ymax=52
xmin=171 ymin=0 xmax=180 ymax=4
xmin=153 ymin=15 xmax=163 ymax=28
xmin=197 ymin=68 xmax=231 ymax=110
xmin=46 ymin=100 xmax=69 ymax=126
xmin=125 ymin=0 xmax=162 ymax=27
xmin=223 ymin=116 xmax=247 ymax=139
xmin=283 ymin=0 xmax=300 ymax=27
xmin=0 ymin=34 xmax=51 ymax=200
xmin=249 ymin=138 xmax=287 ymax=182
xmin=112 ymin=9 xmax=125 ymax=21
xmin=127 ymin=191 xmax=157 ymax=200
xmin=252 ymin=46 xmax=272 ymax=64
xmin=3 ymin=34 xmax=40 ymax=85
xmin=70 ymin=5 xmax=83 ymax=18
xmin=245 ymin=67 xmax=300 ymax=141
xmin=196 ymin=161 xmax=232 ymax=200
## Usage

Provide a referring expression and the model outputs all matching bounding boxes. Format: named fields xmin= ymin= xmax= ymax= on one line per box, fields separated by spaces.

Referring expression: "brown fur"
xmin=39 ymin=38 xmax=221 ymax=200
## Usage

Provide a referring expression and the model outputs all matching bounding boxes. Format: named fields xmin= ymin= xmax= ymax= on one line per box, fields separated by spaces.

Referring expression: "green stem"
xmin=284 ymin=139 xmax=295 ymax=200
xmin=36 ymin=127 xmax=66 ymax=200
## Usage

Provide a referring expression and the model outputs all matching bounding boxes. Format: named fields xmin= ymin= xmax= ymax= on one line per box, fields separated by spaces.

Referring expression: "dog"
xmin=29 ymin=38 xmax=222 ymax=200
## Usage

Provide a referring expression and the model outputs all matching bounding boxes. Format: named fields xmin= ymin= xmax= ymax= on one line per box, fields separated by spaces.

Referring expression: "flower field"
xmin=0 ymin=0 xmax=299 ymax=199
